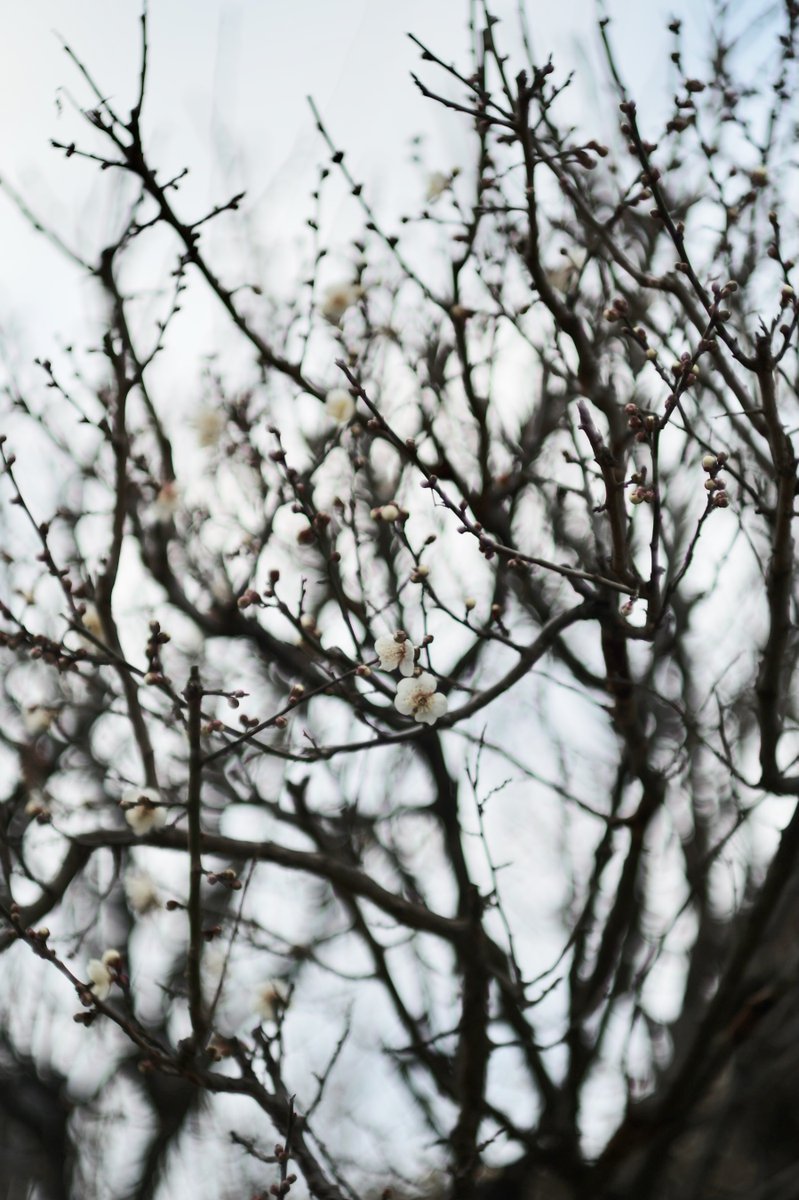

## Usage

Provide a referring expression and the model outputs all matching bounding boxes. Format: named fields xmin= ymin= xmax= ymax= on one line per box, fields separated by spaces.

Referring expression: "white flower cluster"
xmin=375 ymin=633 xmax=447 ymax=726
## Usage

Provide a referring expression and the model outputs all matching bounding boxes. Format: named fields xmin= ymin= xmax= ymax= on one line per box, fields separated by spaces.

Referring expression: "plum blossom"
xmin=79 ymin=604 xmax=105 ymax=644
xmin=394 ymin=672 xmax=447 ymax=726
xmin=125 ymin=869 xmax=161 ymax=913
xmin=150 ymin=481 xmax=180 ymax=523
xmin=375 ymin=633 xmax=416 ymax=677
xmin=546 ymin=247 xmax=586 ymax=293
xmin=253 ymin=979 xmax=289 ymax=1022
xmin=23 ymin=704 xmax=58 ymax=735
xmin=426 ymin=171 xmax=450 ymax=202
xmin=121 ymin=787 xmax=166 ymax=836
xmin=320 ymin=281 xmax=363 ymax=325
xmin=87 ymin=949 xmax=122 ymax=1001
xmin=192 ymin=407 xmax=225 ymax=448
xmin=325 ymin=388 xmax=356 ymax=423
xmin=24 ymin=788 xmax=49 ymax=819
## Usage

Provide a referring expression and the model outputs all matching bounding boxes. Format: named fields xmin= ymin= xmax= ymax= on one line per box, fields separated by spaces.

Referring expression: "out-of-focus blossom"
xmin=125 ymin=870 xmax=161 ymax=914
xmin=320 ymin=282 xmax=363 ymax=325
xmin=150 ymin=481 xmax=180 ymax=523
xmin=121 ymin=787 xmax=166 ymax=836
xmin=426 ymin=171 xmax=450 ymax=202
xmin=23 ymin=704 xmax=58 ymax=736
xmin=253 ymin=979 xmax=289 ymax=1022
xmin=193 ymin=407 xmax=225 ymax=448
xmin=24 ymin=788 xmax=50 ymax=818
xmin=87 ymin=949 xmax=122 ymax=1001
xmin=79 ymin=604 xmax=105 ymax=644
xmin=546 ymin=248 xmax=586 ymax=293
xmin=325 ymin=388 xmax=356 ymax=423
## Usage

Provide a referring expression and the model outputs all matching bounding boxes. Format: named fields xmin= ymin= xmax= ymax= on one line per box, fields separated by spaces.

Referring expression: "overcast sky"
xmin=0 ymin=0 xmax=720 ymax=359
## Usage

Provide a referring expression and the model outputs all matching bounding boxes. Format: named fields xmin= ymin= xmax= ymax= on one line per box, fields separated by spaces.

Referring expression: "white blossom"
xmin=193 ymin=407 xmax=225 ymax=448
xmin=253 ymin=979 xmax=289 ymax=1022
xmin=325 ymin=388 xmax=356 ymax=424
xmin=24 ymin=788 xmax=49 ymax=817
xmin=394 ymin=672 xmax=447 ymax=726
xmin=150 ymin=481 xmax=180 ymax=522
xmin=23 ymin=704 xmax=58 ymax=736
xmin=426 ymin=171 xmax=450 ymax=202
xmin=125 ymin=870 xmax=161 ymax=914
xmin=375 ymin=633 xmax=416 ymax=677
xmin=121 ymin=787 xmax=166 ymax=836
xmin=546 ymin=247 xmax=586 ymax=293
xmin=79 ymin=604 xmax=105 ymax=644
xmin=320 ymin=282 xmax=363 ymax=325
xmin=87 ymin=949 xmax=121 ymax=1001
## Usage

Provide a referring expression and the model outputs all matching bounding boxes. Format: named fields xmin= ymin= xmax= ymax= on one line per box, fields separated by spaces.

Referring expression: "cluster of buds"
xmin=604 ymin=295 xmax=630 ymax=322
xmin=629 ymin=466 xmax=655 ymax=506
xmin=144 ymin=620 xmax=170 ymax=686
xmin=624 ymin=402 xmax=657 ymax=443
xmin=709 ymin=279 xmax=737 ymax=322
xmin=237 ymin=588 xmax=263 ymax=610
xmin=207 ymin=867 xmax=242 ymax=891
xmin=670 ymin=354 xmax=702 ymax=386
xmin=702 ymin=452 xmax=730 ymax=507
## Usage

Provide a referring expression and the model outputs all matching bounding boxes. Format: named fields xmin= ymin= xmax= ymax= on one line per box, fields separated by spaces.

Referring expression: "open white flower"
xmin=325 ymin=388 xmax=356 ymax=424
xmin=121 ymin=787 xmax=166 ymax=836
xmin=375 ymin=633 xmax=416 ymax=677
xmin=87 ymin=949 xmax=121 ymax=1001
xmin=320 ymin=282 xmax=363 ymax=325
xmin=394 ymin=672 xmax=447 ymax=725
xmin=253 ymin=979 xmax=289 ymax=1022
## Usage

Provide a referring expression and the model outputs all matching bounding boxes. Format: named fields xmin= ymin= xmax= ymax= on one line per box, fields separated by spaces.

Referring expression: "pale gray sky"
xmin=0 ymin=0 xmax=716 ymax=354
